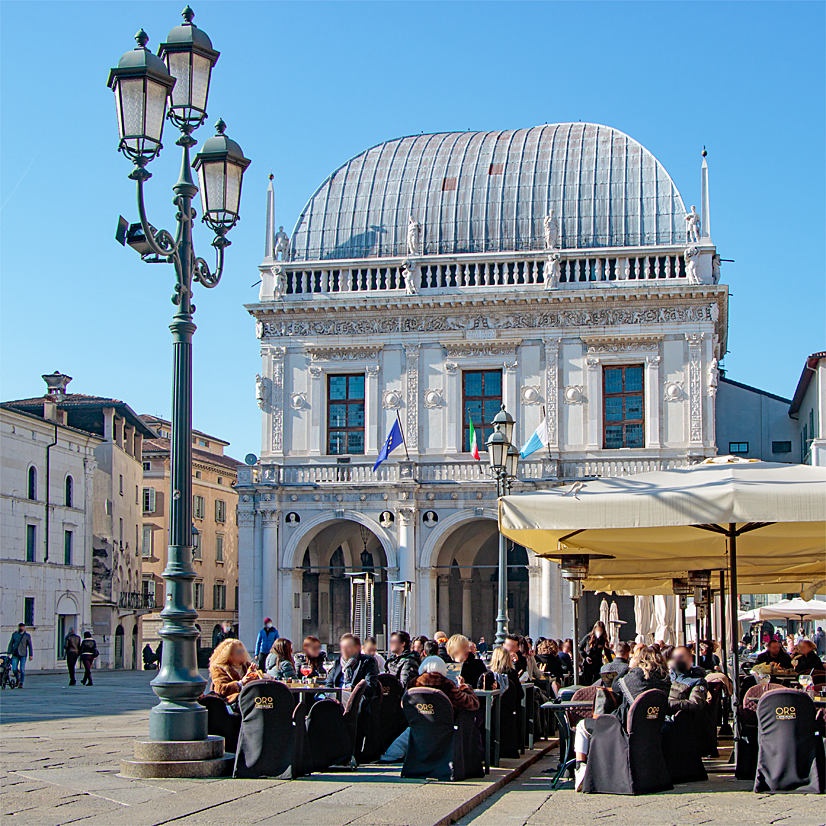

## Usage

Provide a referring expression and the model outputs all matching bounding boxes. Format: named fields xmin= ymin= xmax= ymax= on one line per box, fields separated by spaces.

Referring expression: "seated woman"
xmin=446 ymin=634 xmax=486 ymax=689
xmin=380 ymin=656 xmax=479 ymax=762
xmin=794 ymin=639 xmax=824 ymax=673
xmin=208 ymin=638 xmax=263 ymax=707
xmin=573 ymin=645 xmax=671 ymax=791
xmin=300 ymin=635 xmax=327 ymax=678
xmin=489 ymin=646 xmax=525 ymax=758
xmin=265 ymin=637 xmax=298 ymax=681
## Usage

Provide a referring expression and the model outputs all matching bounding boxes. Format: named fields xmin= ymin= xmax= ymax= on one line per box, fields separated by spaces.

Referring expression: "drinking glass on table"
xmin=301 ymin=663 xmax=313 ymax=683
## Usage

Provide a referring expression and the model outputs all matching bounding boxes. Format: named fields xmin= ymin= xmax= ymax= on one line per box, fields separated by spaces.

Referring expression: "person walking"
xmin=64 ymin=628 xmax=81 ymax=685
xmin=7 ymin=623 xmax=33 ymax=687
xmin=78 ymin=632 xmax=99 ymax=686
xmin=254 ymin=618 xmax=278 ymax=671
xmin=814 ymin=626 xmax=826 ymax=657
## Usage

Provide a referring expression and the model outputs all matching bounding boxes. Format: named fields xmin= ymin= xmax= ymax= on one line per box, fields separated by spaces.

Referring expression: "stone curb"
xmin=434 ymin=741 xmax=557 ymax=826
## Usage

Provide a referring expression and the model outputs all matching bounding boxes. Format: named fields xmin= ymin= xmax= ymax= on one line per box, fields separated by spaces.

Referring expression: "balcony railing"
xmin=236 ymin=457 xmax=692 ymax=488
xmin=119 ymin=592 xmax=156 ymax=611
xmin=274 ymin=246 xmax=691 ymax=299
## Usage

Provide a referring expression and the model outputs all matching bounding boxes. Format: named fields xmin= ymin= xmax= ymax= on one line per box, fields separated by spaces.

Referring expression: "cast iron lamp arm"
xmin=192 ymin=234 xmax=229 ymax=289
xmin=131 ymin=167 xmax=181 ymax=259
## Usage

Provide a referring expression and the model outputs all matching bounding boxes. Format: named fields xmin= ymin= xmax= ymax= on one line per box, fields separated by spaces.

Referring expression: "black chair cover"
xmin=663 ymin=710 xmax=708 ymax=784
xmin=377 ymin=673 xmax=407 ymax=753
xmin=401 ymin=688 xmax=460 ymax=781
xmin=305 ymin=699 xmax=353 ymax=771
xmin=291 ymin=702 xmax=312 ymax=778
xmin=198 ymin=692 xmax=241 ymax=754
xmin=233 ymin=681 xmax=298 ymax=779
xmin=754 ymin=689 xmax=825 ymax=794
xmin=736 ymin=683 xmax=780 ymax=780
xmin=700 ymin=681 xmax=723 ymax=758
xmin=498 ymin=678 xmax=523 ymax=759
xmin=342 ymin=680 xmax=368 ymax=758
xmin=582 ymin=689 xmax=672 ymax=795
xmin=357 ymin=693 xmax=384 ymax=763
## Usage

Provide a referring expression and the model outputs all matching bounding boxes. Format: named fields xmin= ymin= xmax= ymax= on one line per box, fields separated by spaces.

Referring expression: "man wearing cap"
xmin=254 ymin=618 xmax=278 ymax=671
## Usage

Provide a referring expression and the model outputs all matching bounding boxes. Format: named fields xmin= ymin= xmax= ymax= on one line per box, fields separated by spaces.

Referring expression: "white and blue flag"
xmin=520 ymin=418 xmax=548 ymax=459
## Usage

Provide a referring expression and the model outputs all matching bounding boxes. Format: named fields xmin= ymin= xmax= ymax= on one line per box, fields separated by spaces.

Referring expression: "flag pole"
xmin=396 ymin=409 xmax=410 ymax=461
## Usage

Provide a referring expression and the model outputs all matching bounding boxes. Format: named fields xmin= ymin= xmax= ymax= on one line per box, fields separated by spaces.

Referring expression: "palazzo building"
xmin=237 ymin=123 xmax=728 ymax=650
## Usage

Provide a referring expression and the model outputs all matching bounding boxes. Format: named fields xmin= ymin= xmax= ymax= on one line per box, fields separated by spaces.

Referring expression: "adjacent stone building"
xmin=789 ymin=351 xmax=826 ymax=467
xmin=2 ymin=373 xmax=155 ymax=669
xmin=140 ymin=417 xmax=243 ymax=653
xmin=237 ymin=123 xmax=729 ymax=650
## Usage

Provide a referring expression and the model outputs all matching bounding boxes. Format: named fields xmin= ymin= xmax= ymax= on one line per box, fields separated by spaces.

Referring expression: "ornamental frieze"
xmin=260 ymin=304 xmax=714 ymax=339
xmin=306 ymin=345 xmax=384 ymax=362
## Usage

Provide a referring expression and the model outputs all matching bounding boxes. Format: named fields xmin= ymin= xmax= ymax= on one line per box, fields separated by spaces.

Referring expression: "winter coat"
xmin=325 ymin=653 xmax=379 ymax=699
xmin=612 ymin=666 xmax=671 ymax=729
xmin=668 ymin=666 xmax=708 ymax=713
xmin=413 ymin=671 xmax=480 ymax=712
xmin=794 ymin=651 xmax=824 ymax=673
xmin=254 ymin=626 xmax=278 ymax=657
xmin=755 ymin=649 xmax=793 ymax=669
xmin=210 ymin=663 xmax=246 ymax=704
xmin=64 ymin=633 xmax=81 ymax=656
xmin=460 ymin=652 xmax=487 ymax=689
xmin=78 ymin=638 xmax=98 ymax=659
xmin=385 ymin=650 xmax=419 ymax=689
xmin=8 ymin=631 xmax=33 ymax=658
xmin=536 ymin=653 xmax=564 ymax=679
xmin=265 ymin=655 xmax=297 ymax=681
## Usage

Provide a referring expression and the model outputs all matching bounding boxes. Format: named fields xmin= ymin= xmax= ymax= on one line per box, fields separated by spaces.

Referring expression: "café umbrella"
xmin=498 ymin=460 xmax=826 ymax=755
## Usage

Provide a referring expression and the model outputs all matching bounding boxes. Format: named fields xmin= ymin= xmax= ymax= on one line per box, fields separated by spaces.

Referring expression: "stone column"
xmin=585 ymin=355 xmax=602 ymax=449
xmin=365 ymin=364 xmax=380 ymax=457
xmin=397 ymin=507 xmax=416 ymax=631
xmin=437 ymin=575 xmax=450 ymax=633
xmin=253 ymin=508 xmax=264 ymax=642
xmin=261 ymin=508 xmax=280 ymax=634
xmin=237 ymin=507 xmax=257 ymax=649
xmin=289 ymin=569 xmax=303 ymax=641
xmin=444 ymin=362 xmax=460 ymax=453
xmin=528 ymin=564 xmax=542 ymax=640
xmin=544 ymin=339 xmax=560 ymax=451
xmin=404 ymin=345 xmax=420 ymax=456
xmin=418 ymin=568 xmax=438 ymax=639
xmin=461 ymin=578 xmax=473 ymax=637
xmin=645 ymin=352 xmax=661 ymax=448
xmin=686 ymin=333 xmax=705 ymax=448
xmin=317 ymin=574 xmax=331 ymax=645
xmin=503 ymin=359 xmax=518 ymax=417
xmin=540 ymin=557 xmax=553 ymax=640
xmin=308 ymin=365 xmax=323 ymax=456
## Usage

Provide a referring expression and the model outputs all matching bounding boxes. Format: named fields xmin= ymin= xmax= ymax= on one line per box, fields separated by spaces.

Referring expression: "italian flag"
xmin=469 ymin=417 xmax=480 ymax=460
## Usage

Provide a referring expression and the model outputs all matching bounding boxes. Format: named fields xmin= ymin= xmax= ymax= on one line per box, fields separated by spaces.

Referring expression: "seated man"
xmin=755 ymin=639 xmax=793 ymax=670
xmin=667 ymin=646 xmax=707 ymax=714
xmin=599 ymin=642 xmax=631 ymax=686
xmin=325 ymin=633 xmax=378 ymax=699
xmin=793 ymin=639 xmax=824 ymax=673
xmin=385 ymin=631 xmax=419 ymax=689
xmin=434 ymin=632 xmax=452 ymax=664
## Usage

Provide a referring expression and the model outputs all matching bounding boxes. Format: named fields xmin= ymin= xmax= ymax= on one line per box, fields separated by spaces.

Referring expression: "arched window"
xmin=65 ymin=475 xmax=74 ymax=508
xmin=27 ymin=467 xmax=37 ymax=500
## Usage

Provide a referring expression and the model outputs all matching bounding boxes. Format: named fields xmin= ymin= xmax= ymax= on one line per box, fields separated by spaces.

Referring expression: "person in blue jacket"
xmin=254 ymin=618 xmax=278 ymax=670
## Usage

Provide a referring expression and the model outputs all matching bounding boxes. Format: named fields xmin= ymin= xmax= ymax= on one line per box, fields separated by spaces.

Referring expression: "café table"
xmin=475 ymin=689 xmax=502 ymax=772
xmin=283 ymin=682 xmax=346 ymax=710
xmin=540 ymin=700 xmax=594 ymax=788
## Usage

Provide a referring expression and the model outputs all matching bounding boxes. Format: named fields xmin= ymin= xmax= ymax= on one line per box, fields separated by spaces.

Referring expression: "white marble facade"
xmin=237 ymin=124 xmax=727 ymax=651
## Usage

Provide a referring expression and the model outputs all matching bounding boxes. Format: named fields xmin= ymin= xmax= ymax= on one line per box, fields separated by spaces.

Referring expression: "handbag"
xmin=593 ymin=686 xmax=620 ymax=716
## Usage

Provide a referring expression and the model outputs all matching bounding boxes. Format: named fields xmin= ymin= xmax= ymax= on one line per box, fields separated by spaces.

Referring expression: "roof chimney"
xmin=42 ymin=371 xmax=72 ymax=395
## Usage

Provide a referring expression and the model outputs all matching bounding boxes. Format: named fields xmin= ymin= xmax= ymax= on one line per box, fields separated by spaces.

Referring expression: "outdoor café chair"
xmin=197 ymin=692 xmax=241 ymax=754
xmin=663 ymin=709 xmax=708 ymax=784
xmin=377 ymin=673 xmax=406 ymax=753
xmin=736 ymin=682 xmax=784 ymax=780
xmin=305 ymin=699 xmax=355 ymax=771
xmin=580 ymin=689 xmax=673 ymax=795
xmin=233 ymin=680 xmax=304 ymax=779
xmin=754 ymin=688 xmax=825 ymax=794
xmin=400 ymin=687 xmax=482 ymax=781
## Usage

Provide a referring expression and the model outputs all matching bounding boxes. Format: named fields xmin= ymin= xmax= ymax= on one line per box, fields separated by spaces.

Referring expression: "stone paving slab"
xmin=457 ymin=750 xmax=826 ymax=826
xmin=1 ymin=671 xmax=552 ymax=826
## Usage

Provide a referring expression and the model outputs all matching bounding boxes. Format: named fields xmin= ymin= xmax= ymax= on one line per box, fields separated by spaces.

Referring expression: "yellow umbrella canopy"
xmin=499 ymin=461 xmax=826 ymax=573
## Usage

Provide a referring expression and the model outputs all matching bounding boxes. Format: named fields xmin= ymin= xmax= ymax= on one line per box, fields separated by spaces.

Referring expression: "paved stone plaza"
xmin=1 ymin=671 xmax=823 ymax=826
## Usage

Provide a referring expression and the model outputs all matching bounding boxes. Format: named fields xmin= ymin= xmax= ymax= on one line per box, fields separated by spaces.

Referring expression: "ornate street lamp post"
xmin=487 ymin=405 xmax=518 ymax=646
xmin=108 ymin=7 xmax=250 ymax=747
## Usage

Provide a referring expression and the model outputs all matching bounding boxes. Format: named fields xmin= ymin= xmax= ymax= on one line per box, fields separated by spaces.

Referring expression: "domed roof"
xmin=290 ymin=123 xmax=687 ymax=262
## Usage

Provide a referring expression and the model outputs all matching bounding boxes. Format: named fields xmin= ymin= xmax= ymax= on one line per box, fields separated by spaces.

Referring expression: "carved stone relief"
xmin=404 ymin=345 xmax=419 ymax=450
xmin=563 ymin=385 xmax=585 ymax=404
xmin=664 ymin=381 xmax=684 ymax=402
xmin=521 ymin=385 xmax=542 ymax=405
xmin=423 ymin=389 xmax=443 ymax=409
xmin=269 ymin=347 xmax=286 ymax=453
xmin=306 ymin=345 xmax=383 ymax=362
xmin=382 ymin=389 xmax=402 ymax=410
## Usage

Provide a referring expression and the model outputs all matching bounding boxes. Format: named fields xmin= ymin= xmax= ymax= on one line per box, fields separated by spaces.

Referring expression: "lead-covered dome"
xmin=290 ymin=123 xmax=687 ymax=261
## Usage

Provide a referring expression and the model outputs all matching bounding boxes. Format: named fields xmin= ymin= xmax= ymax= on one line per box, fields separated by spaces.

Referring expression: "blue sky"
xmin=1 ymin=1 xmax=823 ymax=459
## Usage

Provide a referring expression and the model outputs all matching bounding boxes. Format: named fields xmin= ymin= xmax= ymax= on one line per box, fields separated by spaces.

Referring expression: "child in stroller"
xmin=0 ymin=654 xmax=17 ymax=689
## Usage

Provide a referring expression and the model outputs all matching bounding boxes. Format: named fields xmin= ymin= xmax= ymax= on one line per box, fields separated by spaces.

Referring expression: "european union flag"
xmin=373 ymin=418 xmax=404 ymax=471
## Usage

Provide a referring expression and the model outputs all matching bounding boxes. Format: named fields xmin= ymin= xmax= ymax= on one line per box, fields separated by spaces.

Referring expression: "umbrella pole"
xmin=729 ymin=524 xmax=741 ymax=764
xmin=718 ymin=569 xmax=734 ymax=738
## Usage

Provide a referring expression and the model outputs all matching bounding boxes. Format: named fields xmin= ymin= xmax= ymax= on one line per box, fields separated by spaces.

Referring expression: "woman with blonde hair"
xmin=572 ymin=645 xmax=670 ymax=790
xmin=446 ymin=633 xmax=486 ymax=688
xmin=208 ymin=639 xmax=259 ymax=706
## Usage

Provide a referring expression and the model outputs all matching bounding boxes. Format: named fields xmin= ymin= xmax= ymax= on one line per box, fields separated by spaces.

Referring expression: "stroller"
xmin=0 ymin=654 xmax=17 ymax=689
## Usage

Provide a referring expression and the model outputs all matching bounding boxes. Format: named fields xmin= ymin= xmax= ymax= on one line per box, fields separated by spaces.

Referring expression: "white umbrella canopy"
xmin=499 ymin=462 xmax=826 ymax=571
xmin=599 ymin=598 xmax=610 ymax=629
xmin=738 ymin=598 xmax=826 ymax=622
xmin=654 ymin=595 xmax=676 ymax=644
xmin=608 ymin=601 xmax=622 ymax=649
xmin=634 ymin=595 xmax=654 ymax=644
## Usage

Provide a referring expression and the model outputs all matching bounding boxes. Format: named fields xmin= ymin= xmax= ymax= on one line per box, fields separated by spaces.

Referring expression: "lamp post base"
xmin=120 ymin=736 xmax=233 ymax=779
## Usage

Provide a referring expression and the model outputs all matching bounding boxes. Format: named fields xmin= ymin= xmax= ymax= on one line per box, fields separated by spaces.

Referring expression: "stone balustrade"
xmin=267 ymin=244 xmax=705 ymax=300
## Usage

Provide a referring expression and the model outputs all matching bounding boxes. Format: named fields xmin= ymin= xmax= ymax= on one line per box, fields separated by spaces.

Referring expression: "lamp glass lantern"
xmin=158 ymin=7 xmax=220 ymax=133
xmin=192 ymin=119 xmax=251 ymax=234
xmin=486 ymin=425 xmax=508 ymax=472
xmin=505 ymin=443 xmax=519 ymax=479
xmin=107 ymin=30 xmax=176 ymax=164
xmin=492 ymin=404 xmax=515 ymax=444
